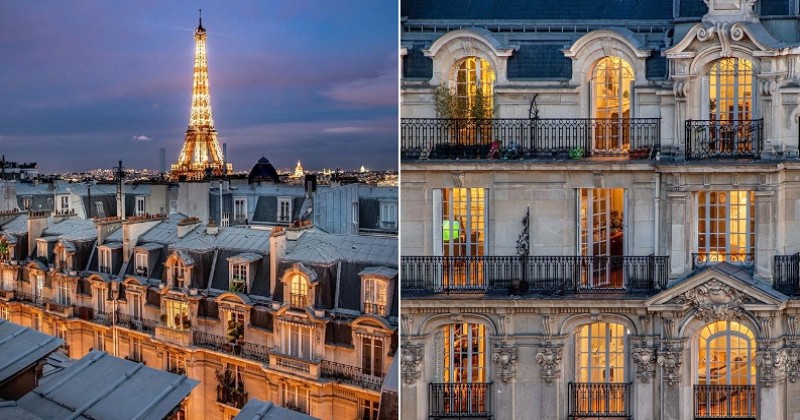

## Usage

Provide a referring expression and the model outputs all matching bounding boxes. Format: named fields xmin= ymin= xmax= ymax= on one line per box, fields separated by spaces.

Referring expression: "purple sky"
xmin=0 ymin=1 xmax=398 ymax=173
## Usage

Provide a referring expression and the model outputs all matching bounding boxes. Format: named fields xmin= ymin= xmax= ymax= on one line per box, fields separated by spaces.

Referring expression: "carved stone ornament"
xmin=401 ymin=343 xmax=424 ymax=385
xmin=492 ymin=346 xmax=518 ymax=383
xmin=755 ymin=349 xmax=787 ymax=387
xmin=657 ymin=350 xmax=683 ymax=386
xmin=785 ymin=348 xmax=800 ymax=383
xmin=681 ymin=280 xmax=747 ymax=322
xmin=535 ymin=347 xmax=563 ymax=384
xmin=673 ymin=80 xmax=689 ymax=98
xmin=695 ymin=21 xmax=746 ymax=57
xmin=631 ymin=347 xmax=657 ymax=383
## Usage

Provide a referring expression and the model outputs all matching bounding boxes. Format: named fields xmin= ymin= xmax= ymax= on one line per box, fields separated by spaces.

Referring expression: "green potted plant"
xmin=569 ymin=147 xmax=584 ymax=159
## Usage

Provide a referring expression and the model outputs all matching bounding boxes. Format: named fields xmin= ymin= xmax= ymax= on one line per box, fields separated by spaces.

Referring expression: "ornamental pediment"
xmin=644 ymin=263 xmax=786 ymax=317
xmin=664 ymin=21 xmax=786 ymax=61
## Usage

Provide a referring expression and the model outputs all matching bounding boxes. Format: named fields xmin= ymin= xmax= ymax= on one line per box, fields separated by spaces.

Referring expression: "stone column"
xmin=756 ymin=348 xmax=787 ymax=420
xmin=491 ymin=345 xmax=518 ymax=418
xmin=631 ymin=346 xmax=656 ymax=419
xmin=755 ymin=189 xmax=776 ymax=282
xmin=667 ymin=191 xmax=689 ymax=279
xmin=535 ymin=345 xmax=563 ymax=420
xmin=400 ymin=340 xmax=424 ymax=419
xmin=657 ymin=345 xmax=687 ymax=420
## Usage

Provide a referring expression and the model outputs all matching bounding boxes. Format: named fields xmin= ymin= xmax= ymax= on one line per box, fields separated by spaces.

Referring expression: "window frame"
xmin=362 ymin=278 xmax=388 ymax=316
xmin=230 ymin=263 xmax=248 ymax=293
xmin=134 ymin=253 xmax=148 ymax=276
xmin=98 ymin=248 xmax=112 ymax=274
xmin=135 ymin=196 xmax=145 ymax=216
xmin=278 ymin=198 xmax=292 ymax=223
xmin=380 ymin=201 xmax=397 ymax=229
xmin=696 ymin=190 xmax=755 ymax=264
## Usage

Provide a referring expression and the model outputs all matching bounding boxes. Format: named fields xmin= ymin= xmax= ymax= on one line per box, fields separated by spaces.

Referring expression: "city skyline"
xmin=0 ymin=1 xmax=398 ymax=173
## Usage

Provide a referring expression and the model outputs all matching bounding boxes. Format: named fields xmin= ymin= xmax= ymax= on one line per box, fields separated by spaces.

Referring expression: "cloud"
xmin=323 ymin=70 xmax=397 ymax=107
xmin=322 ymin=126 xmax=371 ymax=134
xmin=132 ymin=135 xmax=152 ymax=141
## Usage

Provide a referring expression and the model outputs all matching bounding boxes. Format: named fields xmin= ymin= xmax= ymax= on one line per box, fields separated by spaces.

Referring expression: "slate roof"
xmin=172 ymin=226 xmax=272 ymax=252
xmin=286 ymin=232 xmax=397 ymax=267
xmin=0 ymin=213 xmax=28 ymax=234
xmin=0 ymin=320 xmax=63 ymax=384
xmin=16 ymin=350 xmax=198 ymax=420
xmin=138 ymin=213 xmax=191 ymax=244
xmin=43 ymin=217 xmax=97 ymax=241
xmin=507 ymin=43 xmax=573 ymax=80
xmin=234 ymin=399 xmax=320 ymax=420
xmin=401 ymin=0 xmax=673 ymax=20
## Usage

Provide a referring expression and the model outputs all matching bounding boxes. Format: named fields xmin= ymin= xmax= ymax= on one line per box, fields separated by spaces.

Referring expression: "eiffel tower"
xmin=171 ymin=11 xmax=232 ymax=179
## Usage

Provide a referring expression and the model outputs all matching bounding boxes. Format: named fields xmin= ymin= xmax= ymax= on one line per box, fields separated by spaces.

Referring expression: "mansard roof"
xmin=401 ymin=0 xmax=673 ymax=20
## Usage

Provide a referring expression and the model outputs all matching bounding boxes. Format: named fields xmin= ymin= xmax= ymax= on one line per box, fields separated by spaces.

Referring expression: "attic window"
xmin=278 ymin=198 xmax=292 ymax=223
xmin=363 ymin=278 xmax=388 ymax=317
xmin=380 ymin=202 xmax=397 ymax=229
xmin=230 ymin=263 xmax=248 ymax=294
xmin=60 ymin=196 xmax=69 ymax=212
xmin=134 ymin=253 xmax=148 ymax=277
xmin=135 ymin=196 xmax=145 ymax=216
xmin=290 ymin=274 xmax=309 ymax=308
xmin=98 ymin=248 xmax=112 ymax=274
xmin=57 ymin=246 xmax=72 ymax=271
xmin=169 ymin=260 xmax=189 ymax=289
xmin=37 ymin=242 xmax=48 ymax=259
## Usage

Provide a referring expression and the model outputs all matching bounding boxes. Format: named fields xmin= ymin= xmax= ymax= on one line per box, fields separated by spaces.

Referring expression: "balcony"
xmin=363 ymin=302 xmax=387 ymax=317
xmin=429 ymin=382 xmax=492 ymax=418
xmin=270 ymin=352 xmax=321 ymax=379
xmin=116 ymin=312 xmax=157 ymax=334
xmin=0 ymin=289 xmax=14 ymax=301
xmin=401 ymin=118 xmax=660 ymax=161
xmin=774 ymin=253 xmax=800 ymax=295
xmin=45 ymin=301 xmax=74 ymax=317
xmin=155 ymin=326 xmax=193 ymax=347
xmin=685 ymin=119 xmax=763 ymax=160
xmin=193 ymin=331 xmax=270 ymax=363
xmin=401 ymin=256 xmax=668 ymax=296
xmin=694 ymin=385 xmax=756 ymax=419
xmin=320 ymin=360 xmax=384 ymax=391
xmin=568 ymin=382 xmax=631 ymax=418
xmin=15 ymin=291 xmax=44 ymax=308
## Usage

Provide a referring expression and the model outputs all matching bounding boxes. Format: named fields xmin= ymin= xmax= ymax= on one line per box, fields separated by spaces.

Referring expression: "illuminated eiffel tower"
xmin=171 ymin=11 xmax=232 ymax=179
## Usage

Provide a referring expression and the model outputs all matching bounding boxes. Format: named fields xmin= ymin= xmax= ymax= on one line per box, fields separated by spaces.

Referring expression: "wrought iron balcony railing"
xmin=193 ymin=331 xmax=270 ymax=363
xmin=694 ymin=384 xmax=756 ymax=419
xmin=691 ymin=253 xmax=754 ymax=271
xmin=116 ymin=312 xmax=157 ymax=334
xmin=15 ymin=292 xmax=44 ymax=308
xmin=774 ymin=253 xmax=800 ymax=295
xmin=429 ymin=382 xmax=492 ymax=418
xmin=401 ymin=118 xmax=660 ymax=160
xmin=320 ymin=360 xmax=384 ymax=391
xmin=401 ymin=255 xmax=668 ymax=295
xmin=568 ymin=382 xmax=631 ymax=418
xmin=685 ymin=119 xmax=763 ymax=160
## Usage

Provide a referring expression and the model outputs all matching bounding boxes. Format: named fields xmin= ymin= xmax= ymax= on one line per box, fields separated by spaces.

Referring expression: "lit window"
xmin=165 ymin=299 xmax=189 ymax=330
xmin=278 ymin=198 xmax=292 ymax=223
xmin=225 ymin=310 xmax=245 ymax=343
xmin=578 ymin=188 xmax=625 ymax=288
xmin=697 ymin=191 xmax=755 ymax=264
xmin=362 ymin=278 xmax=388 ymax=316
xmin=433 ymin=323 xmax=488 ymax=417
xmin=576 ymin=322 xmax=625 ymax=383
xmin=33 ymin=273 xmax=45 ymax=303
xmin=169 ymin=260 xmax=188 ymax=288
xmin=134 ymin=253 xmax=148 ymax=276
xmin=361 ymin=336 xmax=384 ymax=377
xmin=230 ymin=263 xmax=247 ymax=293
xmin=95 ymin=286 xmax=106 ymax=313
xmin=708 ymin=58 xmax=753 ymax=122
xmin=436 ymin=188 xmax=486 ymax=289
xmin=129 ymin=292 xmax=142 ymax=320
xmin=453 ymin=57 xmax=495 ymax=118
xmin=98 ymin=248 xmax=112 ymax=274
xmin=360 ymin=399 xmax=380 ymax=420
xmin=380 ymin=202 xmax=397 ymax=229
xmin=135 ymin=196 xmax=145 ymax=216
xmin=289 ymin=274 xmax=309 ymax=308
xmin=696 ymin=321 xmax=756 ymax=417
xmin=283 ymin=323 xmax=312 ymax=359
xmin=37 ymin=242 xmax=48 ymax=259
xmin=593 ymin=56 xmax=634 ymax=152
xmin=283 ymin=383 xmax=309 ymax=414
xmin=167 ymin=352 xmax=186 ymax=375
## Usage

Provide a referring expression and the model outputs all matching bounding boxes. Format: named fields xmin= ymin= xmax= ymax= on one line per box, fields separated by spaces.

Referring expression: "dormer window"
xmin=234 ymin=198 xmax=247 ymax=224
xmin=135 ymin=196 xmax=145 ymax=216
xmin=59 ymin=195 xmax=69 ymax=213
xmin=165 ymin=299 xmax=189 ymax=330
xmin=380 ymin=202 xmax=397 ymax=229
xmin=99 ymin=248 xmax=112 ymax=274
xmin=134 ymin=253 xmax=148 ymax=277
xmin=56 ymin=247 xmax=71 ymax=271
xmin=230 ymin=264 xmax=247 ymax=293
xmin=363 ymin=278 xmax=388 ymax=316
xmin=290 ymin=274 xmax=309 ymax=308
xmin=278 ymin=198 xmax=292 ymax=223
xmin=37 ymin=242 xmax=48 ymax=259
xmin=167 ymin=251 xmax=194 ymax=289
xmin=170 ymin=260 xmax=187 ymax=288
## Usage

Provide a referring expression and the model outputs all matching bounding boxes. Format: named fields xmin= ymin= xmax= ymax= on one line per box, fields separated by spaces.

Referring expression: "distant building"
xmin=292 ymin=161 xmax=305 ymax=178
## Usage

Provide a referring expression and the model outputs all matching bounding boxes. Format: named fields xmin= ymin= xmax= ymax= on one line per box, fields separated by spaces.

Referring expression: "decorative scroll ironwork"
xmin=429 ymin=382 xmax=492 ymax=418
xmin=685 ymin=119 xmax=763 ymax=160
xmin=320 ymin=360 xmax=384 ymax=391
xmin=774 ymin=253 xmax=800 ymax=295
xmin=691 ymin=252 xmax=753 ymax=270
xmin=693 ymin=384 xmax=756 ymax=418
xmin=568 ymin=382 xmax=631 ymax=418
xmin=516 ymin=208 xmax=530 ymax=257
xmin=401 ymin=118 xmax=661 ymax=160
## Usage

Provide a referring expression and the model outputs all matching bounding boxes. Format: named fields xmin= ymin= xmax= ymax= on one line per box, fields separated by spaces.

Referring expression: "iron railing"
xmin=401 ymin=255 xmax=668 ymax=295
xmin=401 ymin=118 xmax=661 ymax=160
xmin=568 ymin=382 xmax=631 ymax=418
xmin=774 ymin=253 xmax=800 ymax=295
xmin=429 ymin=382 xmax=492 ymax=418
xmin=694 ymin=384 xmax=756 ymax=419
xmin=691 ymin=253 xmax=754 ymax=271
xmin=193 ymin=331 xmax=270 ymax=363
xmin=15 ymin=291 xmax=44 ymax=307
xmin=116 ymin=312 xmax=157 ymax=334
xmin=320 ymin=360 xmax=384 ymax=391
xmin=685 ymin=119 xmax=763 ymax=160
xmin=363 ymin=302 xmax=387 ymax=317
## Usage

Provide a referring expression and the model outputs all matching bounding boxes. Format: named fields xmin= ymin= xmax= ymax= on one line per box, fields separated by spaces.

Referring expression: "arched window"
xmin=453 ymin=57 xmax=495 ymax=118
xmin=431 ymin=322 xmax=489 ymax=417
xmin=290 ymin=274 xmax=309 ymax=308
xmin=695 ymin=321 xmax=756 ymax=418
xmin=593 ymin=57 xmax=634 ymax=153
xmin=708 ymin=58 xmax=753 ymax=122
xmin=573 ymin=322 xmax=627 ymax=416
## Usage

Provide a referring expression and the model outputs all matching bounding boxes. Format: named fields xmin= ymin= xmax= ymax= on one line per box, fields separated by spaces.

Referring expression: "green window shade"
xmin=443 ymin=220 xmax=460 ymax=241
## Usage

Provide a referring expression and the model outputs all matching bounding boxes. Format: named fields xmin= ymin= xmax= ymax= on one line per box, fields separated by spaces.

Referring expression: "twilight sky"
xmin=0 ymin=1 xmax=398 ymax=173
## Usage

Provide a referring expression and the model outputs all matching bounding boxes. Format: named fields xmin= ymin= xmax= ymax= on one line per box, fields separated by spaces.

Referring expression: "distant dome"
xmin=248 ymin=157 xmax=281 ymax=184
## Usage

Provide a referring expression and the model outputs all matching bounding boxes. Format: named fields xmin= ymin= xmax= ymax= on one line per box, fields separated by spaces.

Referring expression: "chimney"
xmin=304 ymin=174 xmax=317 ymax=199
xmin=269 ymin=228 xmax=286 ymax=295
xmin=26 ymin=211 xmax=49 ymax=257
xmin=116 ymin=160 xmax=126 ymax=220
xmin=177 ymin=217 xmax=201 ymax=238
xmin=206 ymin=219 xmax=218 ymax=235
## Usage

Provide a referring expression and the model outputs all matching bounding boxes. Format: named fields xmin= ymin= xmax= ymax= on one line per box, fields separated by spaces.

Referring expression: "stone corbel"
xmin=535 ymin=346 xmax=563 ymax=384
xmin=785 ymin=348 xmax=800 ymax=383
xmin=755 ymin=349 xmax=787 ymax=387
xmin=631 ymin=347 xmax=657 ymax=383
xmin=401 ymin=342 xmax=424 ymax=385
xmin=657 ymin=349 xmax=683 ymax=387
xmin=492 ymin=346 xmax=518 ymax=383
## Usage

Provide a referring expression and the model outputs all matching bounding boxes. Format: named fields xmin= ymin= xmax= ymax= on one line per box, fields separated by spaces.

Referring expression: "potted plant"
xmin=569 ymin=147 xmax=584 ymax=159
